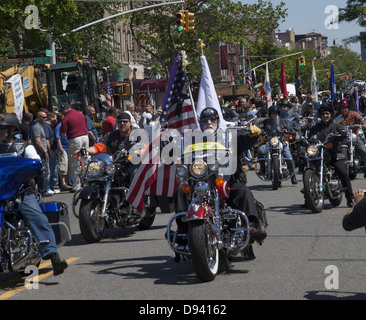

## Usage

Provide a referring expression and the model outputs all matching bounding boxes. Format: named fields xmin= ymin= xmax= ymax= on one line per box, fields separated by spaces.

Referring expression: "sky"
xmin=243 ymin=0 xmax=363 ymax=54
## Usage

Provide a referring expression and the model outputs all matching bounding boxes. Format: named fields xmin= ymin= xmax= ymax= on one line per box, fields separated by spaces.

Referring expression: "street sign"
xmin=33 ymin=57 xmax=50 ymax=64
xmin=46 ymin=50 xmax=52 ymax=57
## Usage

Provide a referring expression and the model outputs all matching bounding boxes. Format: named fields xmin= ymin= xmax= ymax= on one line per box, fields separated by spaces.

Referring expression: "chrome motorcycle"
xmin=256 ymin=121 xmax=294 ymax=190
xmin=340 ymin=125 xmax=361 ymax=180
xmin=72 ymin=147 xmax=157 ymax=243
xmin=166 ymin=130 xmax=267 ymax=282
xmin=302 ymin=133 xmax=344 ymax=213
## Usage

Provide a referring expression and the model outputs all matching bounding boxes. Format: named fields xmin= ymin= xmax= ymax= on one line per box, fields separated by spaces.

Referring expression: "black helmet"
xmin=200 ymin=107 xmax=219 ymax=121
xmin=268 ymin=105 xmax=280 ymax=115
xmin=0 ymin=113 xmax=20 ymax=130
xmin=318 ymin=103 xmax=334 ymax=117
xmin=279 ymin=100 xmax=292 ymax=108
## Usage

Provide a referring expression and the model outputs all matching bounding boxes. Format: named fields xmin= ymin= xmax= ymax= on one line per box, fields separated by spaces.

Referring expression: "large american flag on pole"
xmin=126 ymin=54 xmax=198 ymax=212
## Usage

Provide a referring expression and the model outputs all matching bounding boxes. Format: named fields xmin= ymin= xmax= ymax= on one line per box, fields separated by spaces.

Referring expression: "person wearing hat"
xmin=76 ymin=112 xmax=142 ymax=183
xmin=257 ymin=105 xmax=298 ymax=184
xmin=308 ymin=102 xmax=354 ymax=207
xmin=0 ymin=113 xmax=68 ymax=276
xmin=338 ymin=99 xmax=366 ymax=178
xmin=173 ymin=107 xmax=267 ymax=247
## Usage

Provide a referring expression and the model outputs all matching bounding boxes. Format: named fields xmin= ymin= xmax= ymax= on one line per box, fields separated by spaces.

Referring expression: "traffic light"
xmin=326 ymin=72 xmax=330 ymax=79
xmin=185 ymin=11 xmax=195 ymax=32
xmin=113 ymin=83 xmax=130 ymax=96
xmin=176 ymin=10 xmax=185 ymax=32
xmin=299 ymin=56 xmax=305 ymax=66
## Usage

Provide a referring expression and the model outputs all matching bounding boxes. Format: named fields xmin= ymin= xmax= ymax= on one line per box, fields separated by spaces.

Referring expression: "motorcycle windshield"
xmin=280 ymin=108 xmax=295 ymax=129
xmin=0 ymin=157 xmax=41 ymax=200
xmin=93 ymin=153 xmax=113 ymax=165
xmin=268 ymin=116 xmax=283 ymax=134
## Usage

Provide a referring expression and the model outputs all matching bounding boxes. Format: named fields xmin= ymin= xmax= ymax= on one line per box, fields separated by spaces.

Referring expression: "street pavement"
xmin=1 ymin=169 xmax=366 ymax=302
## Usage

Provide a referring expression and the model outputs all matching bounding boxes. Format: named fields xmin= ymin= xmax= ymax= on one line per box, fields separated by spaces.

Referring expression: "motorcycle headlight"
xmin=87 ymin=161 xmax=102 ymax=177
xmin=74 ymin=165 xmax=83 ymax=176
xmin=176 ymin=164 xmax=188 ymax=178
xmin=190 ymin=160 xmax=207 ymax=178
xmin=307 ymin=145 xmax=318 ymax=157
xmin=106 ymin=164 xmax=115 ymax=176
xmin=270 ymin=137 xmax=279 ymax=147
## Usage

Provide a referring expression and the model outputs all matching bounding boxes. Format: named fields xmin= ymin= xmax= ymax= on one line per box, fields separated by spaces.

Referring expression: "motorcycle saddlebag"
xmin=40 ymin=202 xmax=72 ymax=245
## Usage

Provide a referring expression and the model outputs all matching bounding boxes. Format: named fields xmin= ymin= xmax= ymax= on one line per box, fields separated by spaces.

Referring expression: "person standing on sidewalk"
xmin=31 ymin=110 xmax=49 ymax=195
xmin=59 ymin=104 xmax=89 ymax=193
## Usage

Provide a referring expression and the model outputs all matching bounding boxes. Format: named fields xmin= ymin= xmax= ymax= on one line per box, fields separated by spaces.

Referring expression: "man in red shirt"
xmin=59 ymin=103 xmax=89 ymax=192
xmin=102 ymin=107 xmax=117 ymax=136
xmin=339 ymin=100 xmax=366 ymax=178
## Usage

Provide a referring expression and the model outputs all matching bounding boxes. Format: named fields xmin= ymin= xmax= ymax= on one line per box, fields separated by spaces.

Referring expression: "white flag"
xmin=264 ymin=62 xmax=272 ymax=105
xmin=311 ymin=59 xmax=318 ymax=102
xmin=197 ymin=55 xmax=226 ymax=130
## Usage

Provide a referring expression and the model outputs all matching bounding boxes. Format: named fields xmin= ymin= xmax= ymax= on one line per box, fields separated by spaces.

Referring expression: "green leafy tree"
xmin=127 ymin=0 xmax=287 ymax=80
xmin=339 ymin=0 xmax=366 ymax=45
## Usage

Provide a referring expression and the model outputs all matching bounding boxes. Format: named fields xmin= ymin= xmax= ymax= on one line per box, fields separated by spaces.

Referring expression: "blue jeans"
xmin=19 ymin=193 xmax=58 ymax=258
xmin=258 ymin=142 xmax=296 ymax=176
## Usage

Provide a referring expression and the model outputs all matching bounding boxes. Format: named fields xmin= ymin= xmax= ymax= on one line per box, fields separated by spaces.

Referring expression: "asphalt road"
xmin=1 ymin=170 xmax=366 ymax=303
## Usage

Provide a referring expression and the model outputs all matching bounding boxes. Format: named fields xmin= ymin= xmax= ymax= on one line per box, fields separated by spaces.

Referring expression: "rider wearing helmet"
xmin=174 ymin=107 xmax=267 ymax=245
xmin=0 ymin=113 xmax=68 ymax=276
xmin=309 ymin=102 xmax=354 ymax=207
xmin=258 ymin=104 xmax=298 ymax=184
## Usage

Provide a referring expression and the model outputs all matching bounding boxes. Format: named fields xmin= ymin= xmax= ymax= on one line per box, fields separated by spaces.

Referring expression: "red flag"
xmin=279 ymin=57 xmax=287 ymax=99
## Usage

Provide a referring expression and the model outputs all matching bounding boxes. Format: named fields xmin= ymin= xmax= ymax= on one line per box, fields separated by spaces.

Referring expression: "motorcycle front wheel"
xmin=79 ymin=199 xmax=106 ymax=243
xmin=271 ymin=155 xmax=280 ymax=190
xmin=188 ymin=220 xmax=219 ymax=282
xmin=303 ymin=170 xmax=324 ymax=213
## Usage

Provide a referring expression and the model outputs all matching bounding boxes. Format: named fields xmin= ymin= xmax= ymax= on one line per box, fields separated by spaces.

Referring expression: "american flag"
xmin=106 ymin=72 xmax=114 ymax=109
xmin=246 ymin=58 xmax=252 ymax=87
xmin=126 ymin=56 xmax=197 ymax=212
xmin=160 ymin=65 xmax=197 ymax=132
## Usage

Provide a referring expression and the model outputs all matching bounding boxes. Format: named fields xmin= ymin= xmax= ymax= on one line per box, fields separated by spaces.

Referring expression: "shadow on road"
xmin=304 ymin=290 xmax=366 ymax=300
xmin=78 ymin=255 xmax=251 ymax=285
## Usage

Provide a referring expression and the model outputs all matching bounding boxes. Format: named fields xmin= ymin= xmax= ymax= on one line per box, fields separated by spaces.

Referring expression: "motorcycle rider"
xmin=174 ymin=107 xmax=267 ymax=245
xmin=337 ymin=99 xmax=366 ymax=178
xmin=76 ymin=112 xmax=142 ymax=183
xmin=257 ymin=105 xmax=298 ymax=184
xmin=308 ymin=102 xmax=354 ymax=207
xmin=0 ymin=113 xmax=68 ymax=276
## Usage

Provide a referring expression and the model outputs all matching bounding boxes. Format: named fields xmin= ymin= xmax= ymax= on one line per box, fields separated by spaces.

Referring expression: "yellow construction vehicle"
xmin=0 ymin=63 xmax=48 ymax=118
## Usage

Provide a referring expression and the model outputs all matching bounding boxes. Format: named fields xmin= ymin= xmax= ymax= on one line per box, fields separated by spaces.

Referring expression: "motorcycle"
xmin=166 ymin=129 xmax=267 ymax=282
xmin=72 ymin=147 xmax=159 ymax=243
xmin=0 ymin=151 xmax=70 ymax=274
xmin=302 ymin=133 xmax=344 ymax=213
xmin=255 ymin=116 xmax=295 ymax=190
xmin=340 ymin=125 xmax=361 ymax=180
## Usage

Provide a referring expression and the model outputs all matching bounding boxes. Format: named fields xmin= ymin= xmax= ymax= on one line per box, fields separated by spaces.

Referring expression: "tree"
xmin=127 ymin=0 xmax=287 ymax=80
xmin=339 ymin=0 xmax=366 ymax=45
xmin=0 ymin=1 xmax=122 ymax=72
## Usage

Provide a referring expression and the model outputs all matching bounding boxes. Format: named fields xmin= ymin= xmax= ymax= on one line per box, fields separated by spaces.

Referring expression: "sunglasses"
xmin=201 ymin=117 xmax=217 ymax=124
xmin=117 ymin=120 xmax=130 ymax=124
xmin=321 ymin=112 xmax=331 ymax=116
xmin=0 ymin=126 xmax=8 ymax=130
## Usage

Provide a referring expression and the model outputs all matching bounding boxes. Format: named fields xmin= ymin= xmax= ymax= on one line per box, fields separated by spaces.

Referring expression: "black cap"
xmin=117 ymin=112 xmax=131 ymax=121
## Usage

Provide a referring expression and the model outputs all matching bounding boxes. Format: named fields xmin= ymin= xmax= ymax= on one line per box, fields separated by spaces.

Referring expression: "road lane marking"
xmin=0 ymin=257 xmax=79 ymax=300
